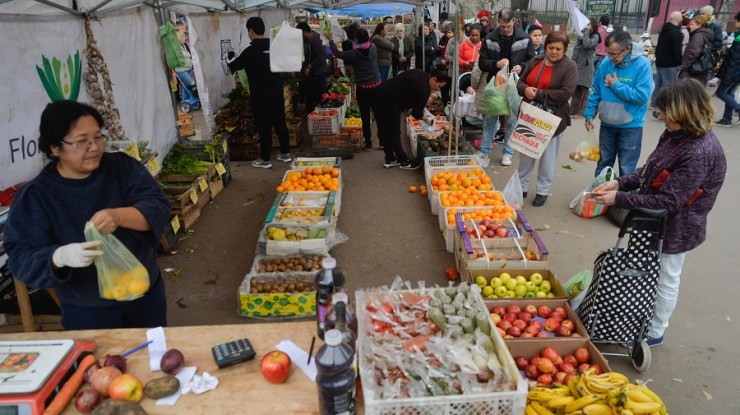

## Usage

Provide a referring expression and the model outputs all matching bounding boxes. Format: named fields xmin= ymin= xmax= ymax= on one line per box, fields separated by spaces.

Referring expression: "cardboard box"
xmin=238 ymin=272 xmax=317 ymax=318
xmin=506 ymin=338 xmax=612 ymax=379
xmin=467 ymin=269 xmax=567 ymax=300
xmin=456 ymin=229 xmax=549 ymax=274
xmin=484 ymin=299 xmax=589 ymax=340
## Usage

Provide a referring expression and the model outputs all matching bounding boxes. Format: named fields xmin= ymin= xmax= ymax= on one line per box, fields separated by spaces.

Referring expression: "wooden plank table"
xmin=0 ymin=321 xmax=328 ymax=414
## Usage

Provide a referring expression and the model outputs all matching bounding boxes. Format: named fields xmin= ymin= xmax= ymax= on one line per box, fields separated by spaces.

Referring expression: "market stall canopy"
xmin=305 ymin=2 xmax=416 ymax=17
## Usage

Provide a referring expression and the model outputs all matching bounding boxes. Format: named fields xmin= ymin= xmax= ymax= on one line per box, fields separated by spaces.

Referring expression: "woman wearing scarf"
xmin=327 ymin=28 xmax=383 ymax=150
xmin=458 ymin=24 xmax=483 ymax=74
xmin=391 ymin=24 xmax=414 ymax=77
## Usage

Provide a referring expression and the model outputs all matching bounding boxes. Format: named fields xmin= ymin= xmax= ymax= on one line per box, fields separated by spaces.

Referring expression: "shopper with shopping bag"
xmin=512 ymin=31 xmax=577 ymax=207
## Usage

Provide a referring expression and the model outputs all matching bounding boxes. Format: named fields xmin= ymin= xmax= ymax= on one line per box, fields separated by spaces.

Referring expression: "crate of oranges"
xmin=277 ymin=166 xmax=342 ymax=215
xmin=425 ymin=167 xmax=493 ymax=215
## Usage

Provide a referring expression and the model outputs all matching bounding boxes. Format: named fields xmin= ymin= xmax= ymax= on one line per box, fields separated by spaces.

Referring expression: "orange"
xmin=409 ymin=186 xmax=418 ymax=193
xmin=276 ymin=186 xmax=285 ymax=192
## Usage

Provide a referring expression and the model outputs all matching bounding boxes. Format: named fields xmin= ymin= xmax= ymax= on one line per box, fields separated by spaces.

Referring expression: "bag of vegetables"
xmin=483 ymin=66 xmax=510 ymax=116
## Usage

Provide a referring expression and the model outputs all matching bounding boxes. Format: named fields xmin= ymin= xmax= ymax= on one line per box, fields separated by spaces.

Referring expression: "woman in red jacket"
xmin=458 ymin=24 xmax=483 ymax=74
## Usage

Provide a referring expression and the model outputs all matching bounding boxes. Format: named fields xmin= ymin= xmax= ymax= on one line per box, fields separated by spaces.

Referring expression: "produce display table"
xmin=0 ymin=321 xmax=342 ymax=414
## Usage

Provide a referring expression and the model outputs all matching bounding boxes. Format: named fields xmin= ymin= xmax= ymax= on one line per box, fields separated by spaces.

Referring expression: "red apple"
xmin=465 ymin=225 xmax=475 ymax=235
xmin=496 ymin=228 xmax=509 ymax=238
xmin=563 ymin=355 xmax=578 ymax=366
xmin=497 ymin=327 xmax=506 ymax=338
xmin=524 ymin=325 xmax=541 ymax=336
xmin=591 ymin=364 xmax=604 ymax=375
xmin=485 ymin=229 xmax=496 ymax=238
xmin=521 ymin=332 xmax=534 ymax=338
xmin=477 ymin=224 xmax=487 ymax=234
xmin=490 ymin=313 xmax=502 ymax=324
xmin=517 ymin=312 xmax=532 ymax=323
xmin=108 ymin=374 xmax=144 ymax=403
xmin=506 ymin=305 xmax=521 ymax=314
xmin=560 ymin=362 xmax=576 ymax=374
xmin=571 ymin=333 xmax=582 ymax=337
xmin=512 ymin=319 xmax=527 ymax=330
xmin=497 ymin=320 xmax=513 ymax=332
xmin=514 ymin=356 xmax=529 ymax=370
xmin=507 ymin=326 xmax=522 ymax=337
xmin=574 ymin=348 xmax=591 ymax=364
xmin=529 ymin=356 xmax=541 ymax=366
xmin=563 ymin=373 xmax=578 ymax=384
xmin=536 ymin=357 xmax=554 ymax=374
xmin=481 ymin=219 xmax=492 ymax=228
xmin=560 ymin=319 xmax=576 ymax=332
xmin=493 ymin=306 xmax=506 ymax=317
xmin=555 ymin=326 xmax=572 ymax=337
xmin=578 ymin=363 xmax=591 ymax=373
xmin=503 ymin=312 xmax=518 ymax=323
xmin=537 ymin=305 xmax=551 ymax=318
xmin=537 ymin=374 xmax=553 ymax=386
xmin=74 ymin=389 xmax=101 ymax=414
xmin=531 ymin=320 xmax=543 ymax=331
xmin=523 ymin=304 xmax=538 ymax=318
xmin=550 ymin=311 xmax=565 ymax=322
xmin=540 ymin=347 xmax=560 ymax=362
xmin=554 ymin=307 xmax=566 ymax=316
xmin=553 ymin=356 xmax=563 ymax=367
xmin=525 ymin=364 xmax=540 ymax=380
xmin=536 ymin=332 xmax=550 ymax=338
xmin=554 ymin=372 xmax=567 ymax=385
xmin=544 ymin=318 xmax=560 ymax=332
xmin=260 ymin=350 xmax=292 ymax=384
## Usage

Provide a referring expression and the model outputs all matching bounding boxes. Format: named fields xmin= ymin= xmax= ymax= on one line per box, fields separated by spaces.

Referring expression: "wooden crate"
xmin=272 ymin=117 xmax=304 ymax=148
xmin=229 ymin=142 xmax=260 ymax=161
xmin=209 ymin=175 xmax=225 ymax=199
xmin=179 ymin=126 xmax=195 ymax=137
xmin=160 ymin=215 xmax=181 ymax=252
xmin=159 ymin=173 xmax=209 ymax=230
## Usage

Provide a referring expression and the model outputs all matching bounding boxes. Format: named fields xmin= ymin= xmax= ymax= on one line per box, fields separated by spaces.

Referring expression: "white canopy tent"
xmin=0 ymin=0 xmax=456 ymax=190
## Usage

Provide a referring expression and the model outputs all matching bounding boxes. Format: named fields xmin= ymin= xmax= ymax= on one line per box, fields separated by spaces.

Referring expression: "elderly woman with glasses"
xmin=390 ymin=23 xmax=414 ymax=77
xmin=4 ymin=100 xmax=171 ymax=330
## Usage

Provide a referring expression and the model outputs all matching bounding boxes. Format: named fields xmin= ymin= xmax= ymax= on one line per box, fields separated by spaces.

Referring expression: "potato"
xmin=144 ymin=375 xmax=181 ymax=399
xmin=91 ymin=399 xmax=148 ymax=415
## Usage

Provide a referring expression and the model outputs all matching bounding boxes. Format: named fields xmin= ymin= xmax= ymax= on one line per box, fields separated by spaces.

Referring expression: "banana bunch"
xmin=526 ymin=369 xmax=668 ymax=415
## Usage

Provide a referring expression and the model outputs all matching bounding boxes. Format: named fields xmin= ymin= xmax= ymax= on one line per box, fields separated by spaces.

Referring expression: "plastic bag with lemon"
xmin=84 ymin=222 xmax=150 ymax=301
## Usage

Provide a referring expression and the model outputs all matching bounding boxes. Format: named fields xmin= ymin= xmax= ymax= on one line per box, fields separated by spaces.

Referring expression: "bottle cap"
xmin=324 ymin=329 xmax=342 ymax=346
xmin=322 ymin=257 xmax=336 ymax=270
xmin=332 ymin=292 xmax=348 ymax=304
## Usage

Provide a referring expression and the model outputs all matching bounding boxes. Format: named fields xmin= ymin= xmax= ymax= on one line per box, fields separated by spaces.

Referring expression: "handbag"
xmin=688 ymin=44 xmax=716 ymax=75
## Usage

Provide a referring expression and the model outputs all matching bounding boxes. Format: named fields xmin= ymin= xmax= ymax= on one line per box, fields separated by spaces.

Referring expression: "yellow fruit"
xmin=112 ymin=285 xmax=129 ymax=301
xmin=128 ymin=280 xmax=150 ymax=296
xmin=102 ymin=287 xmax=114 ymax=299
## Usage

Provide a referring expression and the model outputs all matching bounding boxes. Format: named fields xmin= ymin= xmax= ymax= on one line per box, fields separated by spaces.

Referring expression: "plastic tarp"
xmin=308 ymin=3 xmax=414 ymax=17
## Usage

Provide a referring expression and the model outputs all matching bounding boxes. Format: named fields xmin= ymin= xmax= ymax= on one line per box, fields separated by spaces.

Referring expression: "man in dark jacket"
xmin=477 ymin=7 xmax=535 ymax=167
xmin=297 ymin=21 xmax=327 ymax=114
xmin=375 ymin=69 xmax=449 ymax=170
xmin=227 ymin=17 xmax=292 ymax=169
xmin=714 ymin=11 xmax=740 ymax=126
xmin=650 ymin=11 xmax=684 ymax=109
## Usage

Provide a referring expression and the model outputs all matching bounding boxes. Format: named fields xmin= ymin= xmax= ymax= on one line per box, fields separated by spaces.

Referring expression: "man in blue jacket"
xmin=585 ymin=30 xmax=654 ymax=177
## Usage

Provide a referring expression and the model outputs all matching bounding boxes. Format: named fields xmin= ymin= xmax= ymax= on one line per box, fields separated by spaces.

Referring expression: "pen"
xmin=121 ymin=340 xmax=154 ymax=358
xmin=307 ymin=336 xmax=316 ymax=365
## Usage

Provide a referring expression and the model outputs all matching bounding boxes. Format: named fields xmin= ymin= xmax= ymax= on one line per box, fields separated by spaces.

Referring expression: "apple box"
xmin=468 ymin=269 xmax=567 ymax=300
xmin=484 ymin=299 xmax=589 ymax=340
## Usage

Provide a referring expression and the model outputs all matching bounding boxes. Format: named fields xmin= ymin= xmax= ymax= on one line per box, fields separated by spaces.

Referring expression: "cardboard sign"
xmin=509 ymin=101 xmax=562 ymax=160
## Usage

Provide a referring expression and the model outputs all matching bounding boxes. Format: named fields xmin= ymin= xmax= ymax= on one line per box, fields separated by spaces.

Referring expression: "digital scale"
xmin=0 ymin=339 xmax=96 ymax=415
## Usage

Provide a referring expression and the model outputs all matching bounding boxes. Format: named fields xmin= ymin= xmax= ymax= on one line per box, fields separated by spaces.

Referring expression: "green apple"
xmin=504 ymin=290 xmax=516 ymax=298
xmin=540 ymin=280 xmax=552 ymax=293
xmin=499 ymin=273 xmax=512 ymax=284
xmin=536 ymin=291 xmax=547 ymax=298
xmin=490 ymin=277 xmax=503 ymax=288
xmin=482 ymin=286 xmax=494 ymax=297
xmin=514 ymin=285 xmax=528 ymax=297
xmin=494 ymin=286 xmax=508 ymax=297
xmin=474 ymin=275 xmax=488 ymax=288
xmin=524 ymin=291 xmax=537 ymax=298
xmin=505 ymin=278 xmax=518 ymax=290
xmin=546 ymin=292 xmax=555 ymax=298
xmin=490 ymin=294 xmax=498 ymax=299
xmin=525 ymin=281 xmax=537 ymax=292
xmin=530 ymin=272 xmax=544 ymax=285
xmin=515 ymin=275 xmax=527 ymax=286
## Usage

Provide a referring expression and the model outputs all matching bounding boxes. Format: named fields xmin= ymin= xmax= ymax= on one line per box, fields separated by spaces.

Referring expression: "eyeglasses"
xmin=607 ymin=48 xmax=626 ymax=58
xmin=61 ymin=135 xmax=107 ymax=151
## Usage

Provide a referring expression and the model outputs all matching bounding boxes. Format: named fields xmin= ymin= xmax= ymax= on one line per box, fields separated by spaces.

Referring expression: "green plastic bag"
xmin=564 ymin=269 xmax=592 ymax=299
xmin=483 ymin=75 xmax=510 ymax=116
xmin=84 ymin=222 xmax=150 ymax=302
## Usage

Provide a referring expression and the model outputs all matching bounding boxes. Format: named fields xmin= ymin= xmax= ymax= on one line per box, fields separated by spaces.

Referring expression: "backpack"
xmin=688 ymin=44 xmax=716 ymax=75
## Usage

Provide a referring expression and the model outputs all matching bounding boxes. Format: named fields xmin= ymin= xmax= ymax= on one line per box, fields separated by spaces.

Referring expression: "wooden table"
xmin=0 ymin=322 xmax=325 ymax=414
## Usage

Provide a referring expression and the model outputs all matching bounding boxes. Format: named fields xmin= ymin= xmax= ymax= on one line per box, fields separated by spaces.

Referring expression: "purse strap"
xmin=532 ymin=60 xmax=549 ymax=108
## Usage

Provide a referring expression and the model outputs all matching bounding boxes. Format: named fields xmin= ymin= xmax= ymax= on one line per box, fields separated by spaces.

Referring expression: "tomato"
xmin=445 ymin=267 xmax=459 ymax=280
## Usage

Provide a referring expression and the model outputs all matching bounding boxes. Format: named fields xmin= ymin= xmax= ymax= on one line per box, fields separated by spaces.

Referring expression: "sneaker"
xmin=501 ymin=153 xmax=513 ymax=166
xmin=626 ymin=335 xmax=664 ymax=349
xmin=400 ymin=160 xmax=422 ymax=170
xmin=383 ymin=159 xmax=400 ymax=168
xmin=252 ymin=158 xmax=272 ymax=169
xmin=364 ymin=144 xmax=373 ymax=152
xmin=715 ymin=118 xmax=733 ymax=127
xmin=532 ymin=194 xmax=548 ymax=206
xmin=493 ymin=132 xmax=505 ymax=144
xmin=276 ymin=153 xmax=293 ymax=163
xmin=475 ymin=151 xmax=490 ymax=168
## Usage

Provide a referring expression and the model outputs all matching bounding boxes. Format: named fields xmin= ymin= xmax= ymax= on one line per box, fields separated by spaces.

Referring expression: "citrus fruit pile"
xmin=429 ymin=168 xmax=493 ymax=192
xmin=276 ymin=167 xmax=341 ymax=192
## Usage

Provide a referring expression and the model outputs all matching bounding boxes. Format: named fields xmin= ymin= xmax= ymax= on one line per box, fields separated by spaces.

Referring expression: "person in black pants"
xmin=326 ymin=28 xmax=383 ymax=151
xmin=375 ymin=69 xmax=449 ymax=170
xmin=227 ymin=17 xmax=292 ymax=169
xmin=297 ymin=22 xmax=328 ymax=114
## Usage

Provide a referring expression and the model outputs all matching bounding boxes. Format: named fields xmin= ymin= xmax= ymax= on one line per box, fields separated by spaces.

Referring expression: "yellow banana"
xmin=576 ymin=378 xmax=592 ymax=397
xmin=542 ymin=396 xmax=573 ymax=410
xmin=624 ymin=388 xmax=655 ymax=404
xmin=567 ymin=376 xmax=581 ymax=398
xmin=588 ymin=372 xmax=630 ymax=385
xmin=587 ymin=378 xmax=623 ymax=394
xmin=530 ymin=401 xmax=556 ymax=415
xmin=582 ymin=402 xmax=613 ymax=415
xmin=635 ymin=386 xmax=667 ymax=415
xmin=620 ymin=410 xmax=636 ymax=415
xmin=528 ymin=390 xmax=560 ymax=402
xmin=524 ymin=404 xmax=539 ymax=415
xmin=551 ymin=386 xmax=574 ymax=396
xmin=624 ymin=400 xmax=664 ymax=414
xmin=564 ymin=394 xmax=603 ymax=413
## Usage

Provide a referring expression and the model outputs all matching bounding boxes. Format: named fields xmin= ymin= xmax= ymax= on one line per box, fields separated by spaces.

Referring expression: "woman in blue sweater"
xmin=4 ymin=101 xmax=171 ymax=330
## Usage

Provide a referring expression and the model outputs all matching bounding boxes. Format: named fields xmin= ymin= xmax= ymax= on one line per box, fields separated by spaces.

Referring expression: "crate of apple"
xmin=513 ymin=345 xmax=603 ymax=386
xmin=488 ymin=303 xmax=585 ymax=339
xmin=463 ymin=218 xmax=517 ymax=239
xmin=474 ymin=272 xmax=555 ymax=299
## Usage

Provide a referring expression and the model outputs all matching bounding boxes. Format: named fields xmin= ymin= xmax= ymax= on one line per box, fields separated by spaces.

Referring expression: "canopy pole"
xmin=35 ymin=0 xmax=83 ymax=15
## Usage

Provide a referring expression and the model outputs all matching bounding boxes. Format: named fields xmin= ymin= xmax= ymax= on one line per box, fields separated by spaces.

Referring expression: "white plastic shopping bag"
xmin=270 ymin=21 xmax=303 ymax=72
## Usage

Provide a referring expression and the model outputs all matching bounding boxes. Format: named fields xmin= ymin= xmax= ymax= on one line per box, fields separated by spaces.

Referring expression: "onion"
xmin=90 ymin=366 xmax=122 ymax=396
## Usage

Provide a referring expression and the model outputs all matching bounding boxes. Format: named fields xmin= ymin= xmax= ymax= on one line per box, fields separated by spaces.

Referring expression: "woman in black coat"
xmin=414 ymin=24 xmax=437 ymax=72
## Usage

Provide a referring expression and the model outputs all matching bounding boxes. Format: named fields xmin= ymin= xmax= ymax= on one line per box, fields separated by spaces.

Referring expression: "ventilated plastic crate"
xmin=307 ymin=109 xmax=341 ymax=135
xmin=425 ymin=165 xmax=490 ymax=215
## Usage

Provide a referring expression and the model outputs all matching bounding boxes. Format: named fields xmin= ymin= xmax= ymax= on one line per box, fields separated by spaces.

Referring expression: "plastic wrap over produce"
xmin=257 ymin=224 xmax=348 ymax=256
xmin=356 ymin=278 xmax=519 ymax=401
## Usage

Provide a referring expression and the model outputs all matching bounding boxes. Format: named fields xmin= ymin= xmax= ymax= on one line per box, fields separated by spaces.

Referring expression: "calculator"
xmin=211 ymin=338 xmax=256 ymax=369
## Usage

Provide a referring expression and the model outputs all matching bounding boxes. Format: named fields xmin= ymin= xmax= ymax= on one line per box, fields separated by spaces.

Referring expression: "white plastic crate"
xmin=425 ymin=165 xmax=490 ymax=215
xmin=307 ymin=109 xmax=340 ymax=135
xmin=280 ymin=169 xmax=343 ymax=216
xmin=356 ymin=287 xmax=528 ymax=415
xmin=290 ymin=157 xmax=342 ymax=168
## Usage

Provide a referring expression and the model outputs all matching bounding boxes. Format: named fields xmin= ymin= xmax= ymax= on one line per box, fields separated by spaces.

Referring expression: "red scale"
xmin=0 ymin=339 xmax=96 ymax=414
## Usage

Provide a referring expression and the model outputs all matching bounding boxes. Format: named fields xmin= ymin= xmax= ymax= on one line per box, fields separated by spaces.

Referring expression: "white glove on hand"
xmin=52 ymin=241 xmax=103 ymax=268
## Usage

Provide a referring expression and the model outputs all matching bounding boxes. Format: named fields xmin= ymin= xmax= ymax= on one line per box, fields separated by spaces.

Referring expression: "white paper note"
xmin=275 ymin=340 xmax=317 ymax=381
xmin=147 ymin=326 xmax=168 ymax=371
xmin=157 ymin=366 xmax=197 ymax=406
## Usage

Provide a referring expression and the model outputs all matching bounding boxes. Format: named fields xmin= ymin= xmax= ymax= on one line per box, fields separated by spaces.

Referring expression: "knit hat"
xmin=477 ymin=10 xmax=491 ymax=20
xmin=641 ymin=32 xmax=650 ymax=38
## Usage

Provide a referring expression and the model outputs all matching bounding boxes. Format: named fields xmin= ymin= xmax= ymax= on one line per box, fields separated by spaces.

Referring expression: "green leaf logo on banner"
xmin=36 ymin=50 xmax=82 ymax=102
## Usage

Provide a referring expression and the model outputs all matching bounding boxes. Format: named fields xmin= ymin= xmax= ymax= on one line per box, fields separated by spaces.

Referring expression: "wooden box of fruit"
xmin=237 ymin=272 xmax=317 ymax=318
xmin=356 ymin=283 xmax=528 ymax=415
xmin=507 ymin=339 xmax=611 ymax=387
xmin=158 ymin=173 xmax=210 ymax=230
xmin=465 ymin=269 xmax=567 ymax=300
xmin=484 ymin=300 xmax=589 ymax=340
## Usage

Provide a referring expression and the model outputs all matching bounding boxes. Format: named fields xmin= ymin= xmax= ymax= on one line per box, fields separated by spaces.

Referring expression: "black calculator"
xmin=212 ymin=338 xmax=256 ymax=369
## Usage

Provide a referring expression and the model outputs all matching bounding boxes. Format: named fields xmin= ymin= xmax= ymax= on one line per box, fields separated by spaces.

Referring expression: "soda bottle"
xmin=316 ymin=257 xmax=336 ymax=340
xmin=324 ymin=291 xmax=358 ymax=337
xmin=316 ymin=329 xmax=356 ymax=415
xmin=332 ymin=301 xmax=356 ymax=351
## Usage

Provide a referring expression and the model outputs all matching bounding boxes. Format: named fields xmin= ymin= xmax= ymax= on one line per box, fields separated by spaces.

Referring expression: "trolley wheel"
xmin=193 ymin=101 xmax=201 ymax=110
xmin=179 ymin=102 xmax=192 ymax=113
xmin=631 ymin=340 xmax=651 ymax=372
